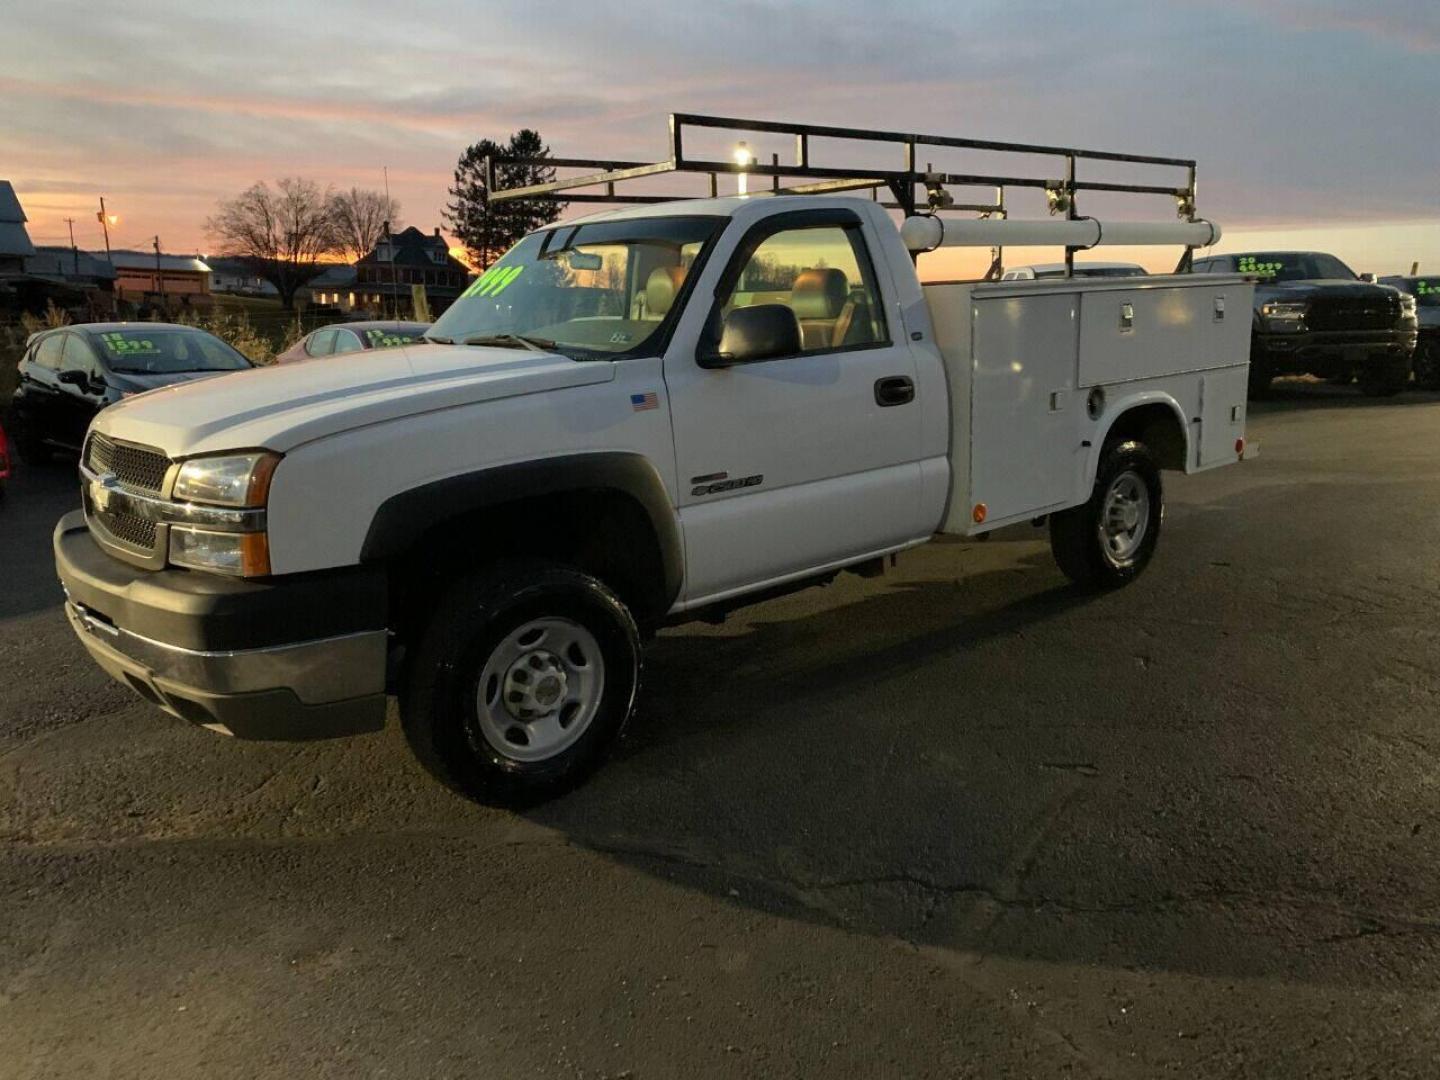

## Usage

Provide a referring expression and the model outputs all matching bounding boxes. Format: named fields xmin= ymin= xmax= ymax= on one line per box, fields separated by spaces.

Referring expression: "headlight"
xmin=173 ymin=451 xmax=279 ymax=508
xmin=1400 ymin=294 xmax=1418 ymax=318
xmin=169 ymin=451 xmax=278 ymax=576
xmin=1261 ymin=301 xmax=1306 ymax=331
xmin=169 ymin=527 xmax=271 ymax=577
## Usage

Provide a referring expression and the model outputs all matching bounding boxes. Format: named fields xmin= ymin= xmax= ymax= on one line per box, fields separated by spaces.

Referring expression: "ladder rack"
xmin=488 ymin=113 xmax=1197 ymax=217
xmin=486 ymin=113 xmax=1204 ymax=275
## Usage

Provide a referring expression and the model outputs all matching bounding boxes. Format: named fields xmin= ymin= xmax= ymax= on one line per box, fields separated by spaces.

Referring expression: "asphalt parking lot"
xmin=4 ymin=383 xmax=1440 ymax=1079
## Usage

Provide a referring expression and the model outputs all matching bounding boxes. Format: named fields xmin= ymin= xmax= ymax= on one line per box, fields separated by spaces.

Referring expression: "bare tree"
xmin=206 ymin=178 xmax=340 ymax=310
xmin=329 ymin=187 xmax=401 ymax=263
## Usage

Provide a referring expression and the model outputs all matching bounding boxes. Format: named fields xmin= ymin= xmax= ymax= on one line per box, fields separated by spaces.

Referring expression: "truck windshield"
xmin=1233 ymin=253 xmax=1357 ymax=282
xmin=1408 ymin=279 xmax=1440 ymax=307
xmin=427 ymin=216 xmax=723 ymax=360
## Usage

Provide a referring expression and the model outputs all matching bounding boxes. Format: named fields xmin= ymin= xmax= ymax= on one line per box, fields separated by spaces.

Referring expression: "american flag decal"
xmin=630 ymin=391 xmax=659 ymax=412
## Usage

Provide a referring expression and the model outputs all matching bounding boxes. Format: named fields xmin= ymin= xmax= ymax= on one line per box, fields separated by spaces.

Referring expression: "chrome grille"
xmin=86 ymin=432 xmax=170 ymax=494
xmin=93 ymin=508 xmax=158 ymax=551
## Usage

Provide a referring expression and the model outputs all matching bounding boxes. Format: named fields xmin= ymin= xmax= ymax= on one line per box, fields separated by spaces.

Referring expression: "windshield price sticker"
xmin=1237 ymin=257 xmax=1284 ymax=278
xmin=99 ymin=332 xmax=161 ymax=355
xmin=462 ymin=263 xmax=524 ymax=299
xmin=1417 ymin=280 xmax=1438 ymax=296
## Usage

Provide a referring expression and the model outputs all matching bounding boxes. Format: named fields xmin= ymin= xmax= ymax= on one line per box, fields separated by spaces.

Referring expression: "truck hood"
xmin=91 ymin=343 xmax=616 ymax=457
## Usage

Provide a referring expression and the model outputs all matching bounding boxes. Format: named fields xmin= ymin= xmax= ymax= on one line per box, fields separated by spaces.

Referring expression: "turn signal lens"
xmin=1235 ymin=437 xmax=1246 ymax=457
xmin=972 ymin=502 xmax=988 ymax=524
xmin=169 ymin=526 xmax=271 ymax=577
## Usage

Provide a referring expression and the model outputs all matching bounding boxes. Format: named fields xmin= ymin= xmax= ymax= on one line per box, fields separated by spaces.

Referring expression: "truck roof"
xmin=547 ymin=196 xmax=752 ymax=228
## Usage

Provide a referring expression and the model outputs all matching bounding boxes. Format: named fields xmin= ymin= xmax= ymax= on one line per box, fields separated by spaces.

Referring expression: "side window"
xmin=61 ymin=334 xmax=102 ymax=377
xmin=721 ymin=224 xmax=888 ymax=354
xmin=306 ymin=329 xmax=337 ymax=357
xmin=331 ymin=329 xmax=363 ymax=355
xmin=33 ymin=334 xmax=65 ymax=370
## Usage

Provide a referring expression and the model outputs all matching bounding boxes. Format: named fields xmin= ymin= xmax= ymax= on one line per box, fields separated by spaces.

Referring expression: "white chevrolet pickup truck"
xmin=55 ymin=117 xmax=1254 ymax=804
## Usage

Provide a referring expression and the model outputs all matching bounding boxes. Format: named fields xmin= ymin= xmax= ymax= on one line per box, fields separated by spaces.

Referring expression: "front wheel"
xmin=402 ymin=561 xmax=641 ymax=807
xmin=1049 ymin=440 xmax=1163 ymax=589
xmin=1413 ymin=340 xmax=1440 ymax=391
xmin=1358 ymin=358 xmax=1410 ymax=398
xmin=8 ymin=413 xmax=51 ymax=465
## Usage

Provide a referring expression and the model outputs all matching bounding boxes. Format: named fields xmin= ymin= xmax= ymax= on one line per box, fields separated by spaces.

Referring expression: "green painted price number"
xmin=462 ymin=263 xmax=524 ymax=299
xmin=99 ymin=332 xmax=161 ymax=355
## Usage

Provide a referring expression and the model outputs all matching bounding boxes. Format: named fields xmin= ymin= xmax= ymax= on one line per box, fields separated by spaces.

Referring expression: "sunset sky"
xmin=3 ymin=0 xmax=1436 ymax=277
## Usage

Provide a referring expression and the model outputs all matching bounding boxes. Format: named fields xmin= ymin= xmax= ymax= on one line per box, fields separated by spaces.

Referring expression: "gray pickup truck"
xmin=1193 ymin=251 xmax=1417 ymax=396
xmin=1379 ymin=276 xmax=1440 ymax=389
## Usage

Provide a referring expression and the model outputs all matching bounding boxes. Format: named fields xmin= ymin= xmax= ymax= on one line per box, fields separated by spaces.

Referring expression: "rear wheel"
xmin=1050 ymin=440 xmax=1163 ymax=589
xmin=401 ymin=560 xmax=640 ymax=807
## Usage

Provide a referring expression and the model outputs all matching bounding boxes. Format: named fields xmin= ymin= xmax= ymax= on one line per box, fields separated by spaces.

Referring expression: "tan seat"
xmin=645 ymin=266 xmax=688 ymax=318
xmin=790 ymin=268 xmax=849 ymax=350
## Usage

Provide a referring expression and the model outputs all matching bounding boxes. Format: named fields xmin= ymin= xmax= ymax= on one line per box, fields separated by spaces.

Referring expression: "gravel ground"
xmin=3 ymin=382 xmax=1440 ymax=1078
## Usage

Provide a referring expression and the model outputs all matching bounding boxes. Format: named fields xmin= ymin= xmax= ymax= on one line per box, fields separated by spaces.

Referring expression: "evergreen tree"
xmin=445 ymin=129 xmax=564 ymax=270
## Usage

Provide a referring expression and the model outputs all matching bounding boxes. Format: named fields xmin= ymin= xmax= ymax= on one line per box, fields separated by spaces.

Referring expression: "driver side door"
xmin=664 ymin=208 xmax=927 ymax=605
xmin=56 ymin=333 xmax=107 ymax=448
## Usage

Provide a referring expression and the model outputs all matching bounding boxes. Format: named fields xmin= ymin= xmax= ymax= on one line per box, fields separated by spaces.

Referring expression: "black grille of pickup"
xmin=1306 ymin=294 xmax=1400 ymax=332
xmin=85 ymin=432 xmax=170 ymax=494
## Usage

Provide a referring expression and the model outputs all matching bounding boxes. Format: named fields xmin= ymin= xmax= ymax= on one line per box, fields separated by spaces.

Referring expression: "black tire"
xmin=1358 ymin=357 xmax=1410 ymax=398
xmin=401 ymin=560 xmax=640 ymax=807
xmin=1414 ymin=340 xmax=1440 ymax=392
xmin=1247 ymin=355 xmax=1273 ymax=398
xmin=10 ymin=417 xmax=50 ymax=465
xmin=1049 ymin=440 xmax=1163 ymax=589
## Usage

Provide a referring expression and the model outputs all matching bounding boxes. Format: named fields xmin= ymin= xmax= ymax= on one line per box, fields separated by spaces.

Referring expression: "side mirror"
xmin=701 ymin=304 xmax=802 ymax=368
xmin=56 ymin=369 xmax=88 ymax=388
xmin=1359 ymin=272 xmax=1377 ymax=283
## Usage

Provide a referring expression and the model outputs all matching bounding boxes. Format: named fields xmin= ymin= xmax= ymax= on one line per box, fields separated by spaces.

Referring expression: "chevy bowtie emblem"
xmin=90 ymin=474 xmax=115 ymax=513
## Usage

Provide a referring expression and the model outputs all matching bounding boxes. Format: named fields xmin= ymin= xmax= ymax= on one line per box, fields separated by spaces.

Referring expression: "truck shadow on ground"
xmin=526 ymin=501 xmax=1440 ymax=990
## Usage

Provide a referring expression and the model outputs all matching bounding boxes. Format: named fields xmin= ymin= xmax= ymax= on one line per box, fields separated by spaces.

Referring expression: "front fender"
xmin=360 ymin=451 xmax=685 ymax=609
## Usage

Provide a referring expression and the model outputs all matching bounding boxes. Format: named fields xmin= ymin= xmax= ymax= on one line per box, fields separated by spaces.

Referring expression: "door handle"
xmin=874 ymin=375 xmax=915 ymax=407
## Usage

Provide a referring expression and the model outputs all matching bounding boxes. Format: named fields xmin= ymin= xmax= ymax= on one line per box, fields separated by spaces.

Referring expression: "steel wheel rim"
xmin=475 ymin=617 xmax=606 ymax=763
xmin=1098 ymin=470 xmax=1150 ymax=564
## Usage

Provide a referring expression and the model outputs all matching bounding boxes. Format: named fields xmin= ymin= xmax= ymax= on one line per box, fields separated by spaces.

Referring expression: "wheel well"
xmin=386 ymin=489 xmax=670 ymax=644
xmin=1103 ymin=402 xmax=1187 ymax=470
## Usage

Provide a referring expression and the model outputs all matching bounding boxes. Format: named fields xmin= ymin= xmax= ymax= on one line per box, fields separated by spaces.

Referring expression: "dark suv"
xmin=1379 ymin=277 xmax=1440 ymax=389
xmin=1193 ymin=252 xmax=1417 ymax=396
xmin=6 ymin=323 xmax=251 ymax=463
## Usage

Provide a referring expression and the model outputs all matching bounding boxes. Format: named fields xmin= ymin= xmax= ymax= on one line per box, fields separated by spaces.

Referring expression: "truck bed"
xmin=923 ymin=274 xmax=1254 ymax=536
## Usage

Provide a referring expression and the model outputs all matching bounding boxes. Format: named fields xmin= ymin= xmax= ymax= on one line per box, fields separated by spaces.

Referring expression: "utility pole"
xmin=64 ymin=217 xmax=79 ymax=275
xmin=96 ymin=197 xmax=113 ymax=260
xmin=153 ymin=235 xmax=166 ymax=308
xmin=383 ymin=165 xmax=397 ymax=319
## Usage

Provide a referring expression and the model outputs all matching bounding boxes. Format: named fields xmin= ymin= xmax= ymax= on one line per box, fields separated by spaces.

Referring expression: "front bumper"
xmin=55 ymin=511 xmax=388 ymax=739
xmin=1254 ymin=329 xmax=1415 ymax=376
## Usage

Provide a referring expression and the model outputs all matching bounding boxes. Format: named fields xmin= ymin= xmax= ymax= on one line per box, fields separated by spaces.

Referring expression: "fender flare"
xmin=1088 ymin=392 xmax=1191 ymax=478
xmin=360 ymin=452 xmax=684 ymax=609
